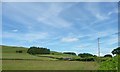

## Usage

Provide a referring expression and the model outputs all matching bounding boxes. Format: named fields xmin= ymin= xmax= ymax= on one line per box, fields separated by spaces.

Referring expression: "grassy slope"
xmin=1 ymin=45 xmax=98 ymax=70
xmin=1 ymin=45 xmax=80 ymax=60
xmin=1 ymin=45 xmax=57 ymax=60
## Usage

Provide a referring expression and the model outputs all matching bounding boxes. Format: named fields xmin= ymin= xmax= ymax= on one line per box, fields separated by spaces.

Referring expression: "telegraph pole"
xmin=98 ymin=38 xmax=100 ymax=57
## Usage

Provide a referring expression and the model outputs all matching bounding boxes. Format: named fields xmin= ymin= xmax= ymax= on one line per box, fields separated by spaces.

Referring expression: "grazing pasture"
xmin=1 ymin=45 xmax=119 ymax=70
xmin=2 ymin=60 xmax=98 ymax=70
xmin=1 ymin=45 xmax=99 ymax=70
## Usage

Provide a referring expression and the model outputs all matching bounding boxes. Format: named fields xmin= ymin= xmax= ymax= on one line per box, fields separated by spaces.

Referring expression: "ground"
xmin=2 ymin=60 xmax=98 ymax=70
xmin=1 ymin=45 xmax=99 ymax=70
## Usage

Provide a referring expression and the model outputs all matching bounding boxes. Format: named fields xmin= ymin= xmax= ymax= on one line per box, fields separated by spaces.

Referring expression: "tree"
xmin=78 ymin=53 xmax=93 ymax=58
xmin=93 ymin=55 xmax=97 ymax=57
xmin=16 ymin=50 xmax=23 ymax=53
xmin=104 ymin=54 xmax=112 ymax=58
xmin=111 ymin=47 xmax=120 ymax=55
xmin=27 ymin=46 xmax=50 ymax=55
xmin=63 ymin=52 xmax=76 ymax=56
xmin=27 ymin=46 xmax=37 ymax=55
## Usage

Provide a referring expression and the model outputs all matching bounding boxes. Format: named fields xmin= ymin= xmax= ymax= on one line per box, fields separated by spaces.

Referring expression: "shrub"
xmin=27 ymin=46 xmax=50 ymax=55
xmin=63 ymin=52 xmax=76 ymax=56
xmin=16 ymin=50 xmax=23 ymax=53
xmin=104 ymin=54 xmax=112 ymax=58
xmin=75 ymin=57 xmax=95 ymax=61
xmin=78 ymin=53 xmax=94 ymax=58
xmin=99 ymin=55 xmax=118 ymax=70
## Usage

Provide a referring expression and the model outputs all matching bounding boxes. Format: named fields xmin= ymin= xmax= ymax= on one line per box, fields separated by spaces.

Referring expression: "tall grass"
xmin=99 ymin=55 xmax=119 ymax=70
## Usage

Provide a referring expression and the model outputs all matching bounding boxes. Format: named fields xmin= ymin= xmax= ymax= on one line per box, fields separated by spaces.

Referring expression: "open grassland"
xmin=38 ymin=54 xmax=80 ymax=59
xmin=2 ymin=45 xmax=57 ymax=60
xmin=1 ymin=45 xmax=99 ymax=70
xmin=2 ymin=60 xmax=98 ymax=70
xmin=2 ymin=45 xmax=80 ymax=61
xmin=2 ymin=53 xmax=58 ymax=61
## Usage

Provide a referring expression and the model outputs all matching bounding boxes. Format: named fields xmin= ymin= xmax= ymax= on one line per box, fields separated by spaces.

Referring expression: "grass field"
xmin=2 ymin=45 xmax=56 ymax=60
xmin=1 ymin=45 xmax=99 ymax=70
xmin=1 ymin=45 xmax=79 ymax=60
xmin=2 ymin=60 xmax=98 ymax=70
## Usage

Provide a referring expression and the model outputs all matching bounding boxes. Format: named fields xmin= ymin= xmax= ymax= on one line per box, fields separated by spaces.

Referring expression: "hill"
xmin=1 ymin=45 xmax=98 ymax=70
xmin=1 ymin=45 xmax=57 ymax=60
xmin=1 ymin=45 xmax=80 ymax=61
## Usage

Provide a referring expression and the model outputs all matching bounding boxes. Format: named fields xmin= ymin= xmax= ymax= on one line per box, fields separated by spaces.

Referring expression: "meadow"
xmin=2 ymin=60 xmax=98 ymax=70
xmin=1 ymin=45 xmax=99 ymax=70
xmin=1 ymin=45 xmax=119 ymax=70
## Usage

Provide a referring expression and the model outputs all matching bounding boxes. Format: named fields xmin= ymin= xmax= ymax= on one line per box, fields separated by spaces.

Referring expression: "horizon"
xmin=2 ymin=2 xmax=118 ymax=56
xmin=1 ymin=44 xmax=118 ymax=56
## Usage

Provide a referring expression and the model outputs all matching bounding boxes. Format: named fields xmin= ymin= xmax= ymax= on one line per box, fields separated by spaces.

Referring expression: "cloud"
xmin=106 ymin=36 xmax=118 ymax=45
xmin=98 ymin=32 xmax=118 ymax=47
xmin=38 ymin=17 xmax=72 ymax=28
xmin=3 ymin=32 xmax=49 ymax=42
xmin=76 ymin=44 xmax=90 ymax=49
xmin=12 ymin=29 xmax=18 ymax=32
xmin=85 ymin=2 xmax=110 ymax=21
xmin=37 ymin=3 xmax=73 ymax=28
xmin=95 ymin=13 xmax=109 ymax=20
xmin=80 ymin=2 xmax=111 ymax=32
xmin=61 ymin=37 xmax=79 ymax=42
xmin=108 ymin=8 xmax=118 ymax=15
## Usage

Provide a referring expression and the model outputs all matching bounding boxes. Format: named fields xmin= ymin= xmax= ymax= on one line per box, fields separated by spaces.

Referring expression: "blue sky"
xmin=2 ymin=2 xmax=118 ymax=56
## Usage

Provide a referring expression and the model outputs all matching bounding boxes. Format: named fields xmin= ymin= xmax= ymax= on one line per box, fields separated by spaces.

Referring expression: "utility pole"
xmin=98 ymin=38 xmax=100 ymax=57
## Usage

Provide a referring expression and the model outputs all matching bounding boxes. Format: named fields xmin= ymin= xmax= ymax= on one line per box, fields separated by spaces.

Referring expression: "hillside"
xmin=1 ymin=45 xmax=80 ymax=61
xmin=1 ymin=45 xmax=99 ymax=70
xmin=1 ymin=45 xmax=28 ymax=53
xmin=1 ymin=45 xmax=57 ymax=60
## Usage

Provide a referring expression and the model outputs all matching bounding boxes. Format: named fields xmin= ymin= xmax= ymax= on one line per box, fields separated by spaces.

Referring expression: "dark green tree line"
xmin=27 ymin=46 xmax=50 ymax=55
xmin=63 ymin=52 xmax=76 ymax=56
xmin=78 ymin=53 xmax=94 ymax=58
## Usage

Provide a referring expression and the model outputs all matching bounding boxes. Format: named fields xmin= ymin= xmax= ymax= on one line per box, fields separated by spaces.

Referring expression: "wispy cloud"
xmin=61 ymin=37 xmax=79 ymax=42
xmin=37 ymin=3 xmax=75 ymax=28
xmin=76 ymin=44 xmax=91 ymax=49
xmin=104 ymin=35 xmax=118 ymax=45
xmin=12 ymin=29 xmax=18 ymax=32
xmin=3 ymin=32 xmax=49 ymax=42
xmin=38 ymin=17 xmax=72 ymax=28
xmin=95 ymin=13 xmax=109 ymax=20
xmin=108 ymin=8 xmax=118 ymax=15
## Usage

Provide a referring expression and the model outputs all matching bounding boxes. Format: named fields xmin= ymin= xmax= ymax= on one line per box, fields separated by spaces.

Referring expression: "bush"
xmin=99 ymin=55 xmax=118 ymax=70
xmin=27 ymin=46 xmax=50 ymax=55
xmin=63 ymin=52 xmax=76 ymax=56
xmin=104 ymin=54 xmax=112 ymax=58
xmin=78 ymin=53 xmax=94 ymax=58
xmin=75 ymin=57 xmax=95 ymax=61
xmin=16 ymin=50 xmax=23 ymax=53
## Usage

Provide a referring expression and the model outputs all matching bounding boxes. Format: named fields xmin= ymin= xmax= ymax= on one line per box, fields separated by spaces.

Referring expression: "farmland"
xmin=1 ymin=45 xmax=119 ymax=70
xmin=1 ymin=45 xmax=99 ymax=70
xmin=2 ymin=60 xmax=98 ymax=70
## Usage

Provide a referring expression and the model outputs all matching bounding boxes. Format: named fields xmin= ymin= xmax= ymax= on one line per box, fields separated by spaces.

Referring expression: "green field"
xmin=2 ymin=45 xmax=79 ymax=60
xmin=2 ymin=60 xmax=98 ymax=70
xmin=1 ymin=45 xmax=99 ymax=70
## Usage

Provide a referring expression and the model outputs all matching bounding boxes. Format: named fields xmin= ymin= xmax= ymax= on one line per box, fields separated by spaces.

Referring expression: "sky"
xmin=1 ymin=2 xmax=119 ymax=56
xmin=1 ymin=0 xmax=120 ymax=2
